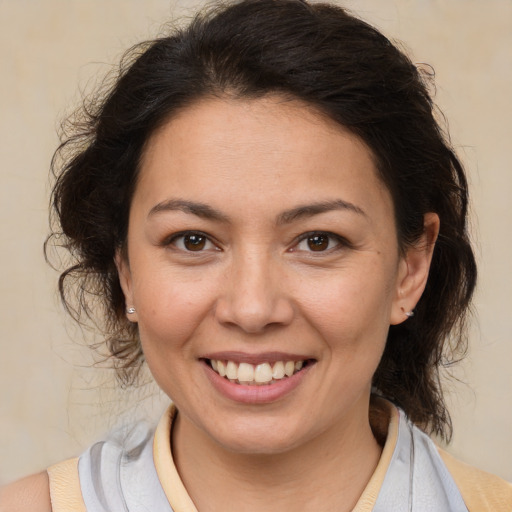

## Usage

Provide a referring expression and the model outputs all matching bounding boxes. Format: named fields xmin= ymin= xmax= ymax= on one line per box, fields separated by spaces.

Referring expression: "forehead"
xmin=135 ymin=96 xmax=392 ymax=223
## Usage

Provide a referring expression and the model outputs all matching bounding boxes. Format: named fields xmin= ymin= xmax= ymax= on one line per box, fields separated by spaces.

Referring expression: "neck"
xmin=171 ymin=401 xmax=382 ymax=512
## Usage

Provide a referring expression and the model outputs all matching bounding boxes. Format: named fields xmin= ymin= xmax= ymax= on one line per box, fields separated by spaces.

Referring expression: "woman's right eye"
xmin=168 ymin=232 xmax=217 ymax=252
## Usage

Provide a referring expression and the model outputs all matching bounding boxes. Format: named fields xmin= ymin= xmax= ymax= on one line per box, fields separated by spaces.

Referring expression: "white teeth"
xmin=272 ymin=361 xmax=285 ymax=379
xmin=254 ymin=363 xmax=273 ymax=383
xmin=284 ymin=361 xmax=295 ymax=377
xmin=210 ymin=358 xmax=307 ymax=384
xmin=238 ymin=362 xmax=255 ymax=382
xmin=226 ymin=361 xmax=238 ymax=380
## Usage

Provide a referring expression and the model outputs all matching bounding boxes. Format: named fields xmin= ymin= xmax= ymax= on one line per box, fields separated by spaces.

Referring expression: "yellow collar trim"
xmin=153 ymin=405 xmax=199 ymax=512
xmin=153 ymin=401 xmax=400 ymax=512
xmin=352 ymin=400 xmax=399 ymax=511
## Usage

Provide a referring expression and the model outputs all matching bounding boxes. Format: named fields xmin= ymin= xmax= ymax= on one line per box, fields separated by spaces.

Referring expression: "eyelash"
xmin=164 ymin=230 xmax=347 ymax=254
xmin=292 ymin=231 xmax=347 ymax=254
xmin=164 ymin=231 xmax=219 ymax=253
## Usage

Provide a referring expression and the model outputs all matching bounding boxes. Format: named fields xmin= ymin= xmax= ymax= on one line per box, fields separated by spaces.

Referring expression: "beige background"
xmin=1 ymin=0 xmax=511 ymax=484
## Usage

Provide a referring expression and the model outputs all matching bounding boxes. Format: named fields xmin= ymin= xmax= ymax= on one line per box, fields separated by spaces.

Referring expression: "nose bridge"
xmin=216 ymin=244 xmax=293 ymax=332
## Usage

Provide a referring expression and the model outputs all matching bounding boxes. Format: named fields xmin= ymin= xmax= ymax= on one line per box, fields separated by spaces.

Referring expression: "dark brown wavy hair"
xmin=47 ymin=0 xmax=476 ymax=440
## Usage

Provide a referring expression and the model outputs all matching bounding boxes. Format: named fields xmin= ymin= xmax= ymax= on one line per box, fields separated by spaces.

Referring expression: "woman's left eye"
xmin=170 ymin=232 xmax=216 ymax=252
xmin=294 ymin=232 xmax=343 ymax=252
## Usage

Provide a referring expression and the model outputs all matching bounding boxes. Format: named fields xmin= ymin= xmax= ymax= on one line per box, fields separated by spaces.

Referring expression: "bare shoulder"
xmin=0 ymin=472 xmax=52 ymax=512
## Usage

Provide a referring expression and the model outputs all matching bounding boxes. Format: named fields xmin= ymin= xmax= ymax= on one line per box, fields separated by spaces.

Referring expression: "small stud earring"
xmin=126 ymin=307 xmax=136 ymax=314
xmin=405 ymin=310 xmax=415 ymax=318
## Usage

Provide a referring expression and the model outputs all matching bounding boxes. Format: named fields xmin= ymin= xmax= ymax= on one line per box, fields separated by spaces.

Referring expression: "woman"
xmin=2 ymin=0 xmax=511 ymax=510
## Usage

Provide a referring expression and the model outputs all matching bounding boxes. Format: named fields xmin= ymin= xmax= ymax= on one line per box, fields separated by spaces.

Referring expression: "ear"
xmin=390 ymin=213 xmax=440 ymax=325
xmin=115 ymin=249 xmax=138 ymax=323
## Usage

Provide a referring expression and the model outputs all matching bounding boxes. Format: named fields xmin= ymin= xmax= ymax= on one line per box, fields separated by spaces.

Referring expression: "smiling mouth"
xmin=206 ymin=359 xmax=313 ymax=386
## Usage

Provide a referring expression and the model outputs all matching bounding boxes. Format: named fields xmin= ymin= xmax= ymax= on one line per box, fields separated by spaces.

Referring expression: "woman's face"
xmin=118 ymin=97 xmax=430 ymax=454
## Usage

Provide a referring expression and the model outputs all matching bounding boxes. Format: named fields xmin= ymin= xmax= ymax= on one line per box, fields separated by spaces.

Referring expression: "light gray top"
xmin=373 ymin=410 xmax=468 ymax=511
xmin=78 ymin=421 xmax=173 ymax=512
xmin=77 ymin=406 xmax=468 ymax=511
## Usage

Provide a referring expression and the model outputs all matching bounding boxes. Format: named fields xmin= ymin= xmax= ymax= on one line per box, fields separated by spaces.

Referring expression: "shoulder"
xmin=0 ymin=472 xmax=52 ymax=512
xmin=438 ymin=447 xmax=512 ymax=512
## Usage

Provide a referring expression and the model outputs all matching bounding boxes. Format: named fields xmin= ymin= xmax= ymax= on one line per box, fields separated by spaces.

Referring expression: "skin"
xmin=2 ymin=96 xmax=438 ymax=511
xmin=0 ymin=472 xmax=52 ymax=512
xmin=116 ymin=96 xmax=439 ymax=512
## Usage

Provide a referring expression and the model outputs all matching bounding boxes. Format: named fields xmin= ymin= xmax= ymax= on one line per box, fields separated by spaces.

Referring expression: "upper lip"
xmin=201 ymin=351 xmax=315 ymax=365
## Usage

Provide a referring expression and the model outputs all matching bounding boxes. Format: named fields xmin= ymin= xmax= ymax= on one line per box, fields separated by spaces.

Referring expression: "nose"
xmin=215 ymin=250 xmax=294 ymax=334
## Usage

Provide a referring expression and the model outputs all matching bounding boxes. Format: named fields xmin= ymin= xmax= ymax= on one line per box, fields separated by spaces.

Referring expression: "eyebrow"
xmin=276 ymin=199 xmax=367 ymax=225
xmin=148 ymin=198 xmax=366 ymax=224
xmin=148 ymin=199 xmax=230 ymax=222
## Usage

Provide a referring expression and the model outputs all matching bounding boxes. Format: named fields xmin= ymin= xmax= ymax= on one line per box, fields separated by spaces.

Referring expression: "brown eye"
xmin=294 ymin=232 xmax=343 ymax=253
xmin=307 ymin=234 xmax=329 ymax=251
xmin=168 ymin=232 xmax=217 ymax=253
xmin=183 ymin=234 xmax=207 ymax=251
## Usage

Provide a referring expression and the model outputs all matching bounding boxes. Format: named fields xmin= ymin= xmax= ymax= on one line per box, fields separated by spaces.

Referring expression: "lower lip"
xmin=202 ymin=361 xmax=313 ymax=404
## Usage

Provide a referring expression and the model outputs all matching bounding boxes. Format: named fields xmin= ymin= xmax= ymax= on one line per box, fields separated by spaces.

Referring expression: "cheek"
xmin=294 ymin=261 xmax=397 ymax=347
xmin=133 ymin=275 xmax=217 ymax=399
xmin=132 ymin=269 xmax=217 ymax=350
